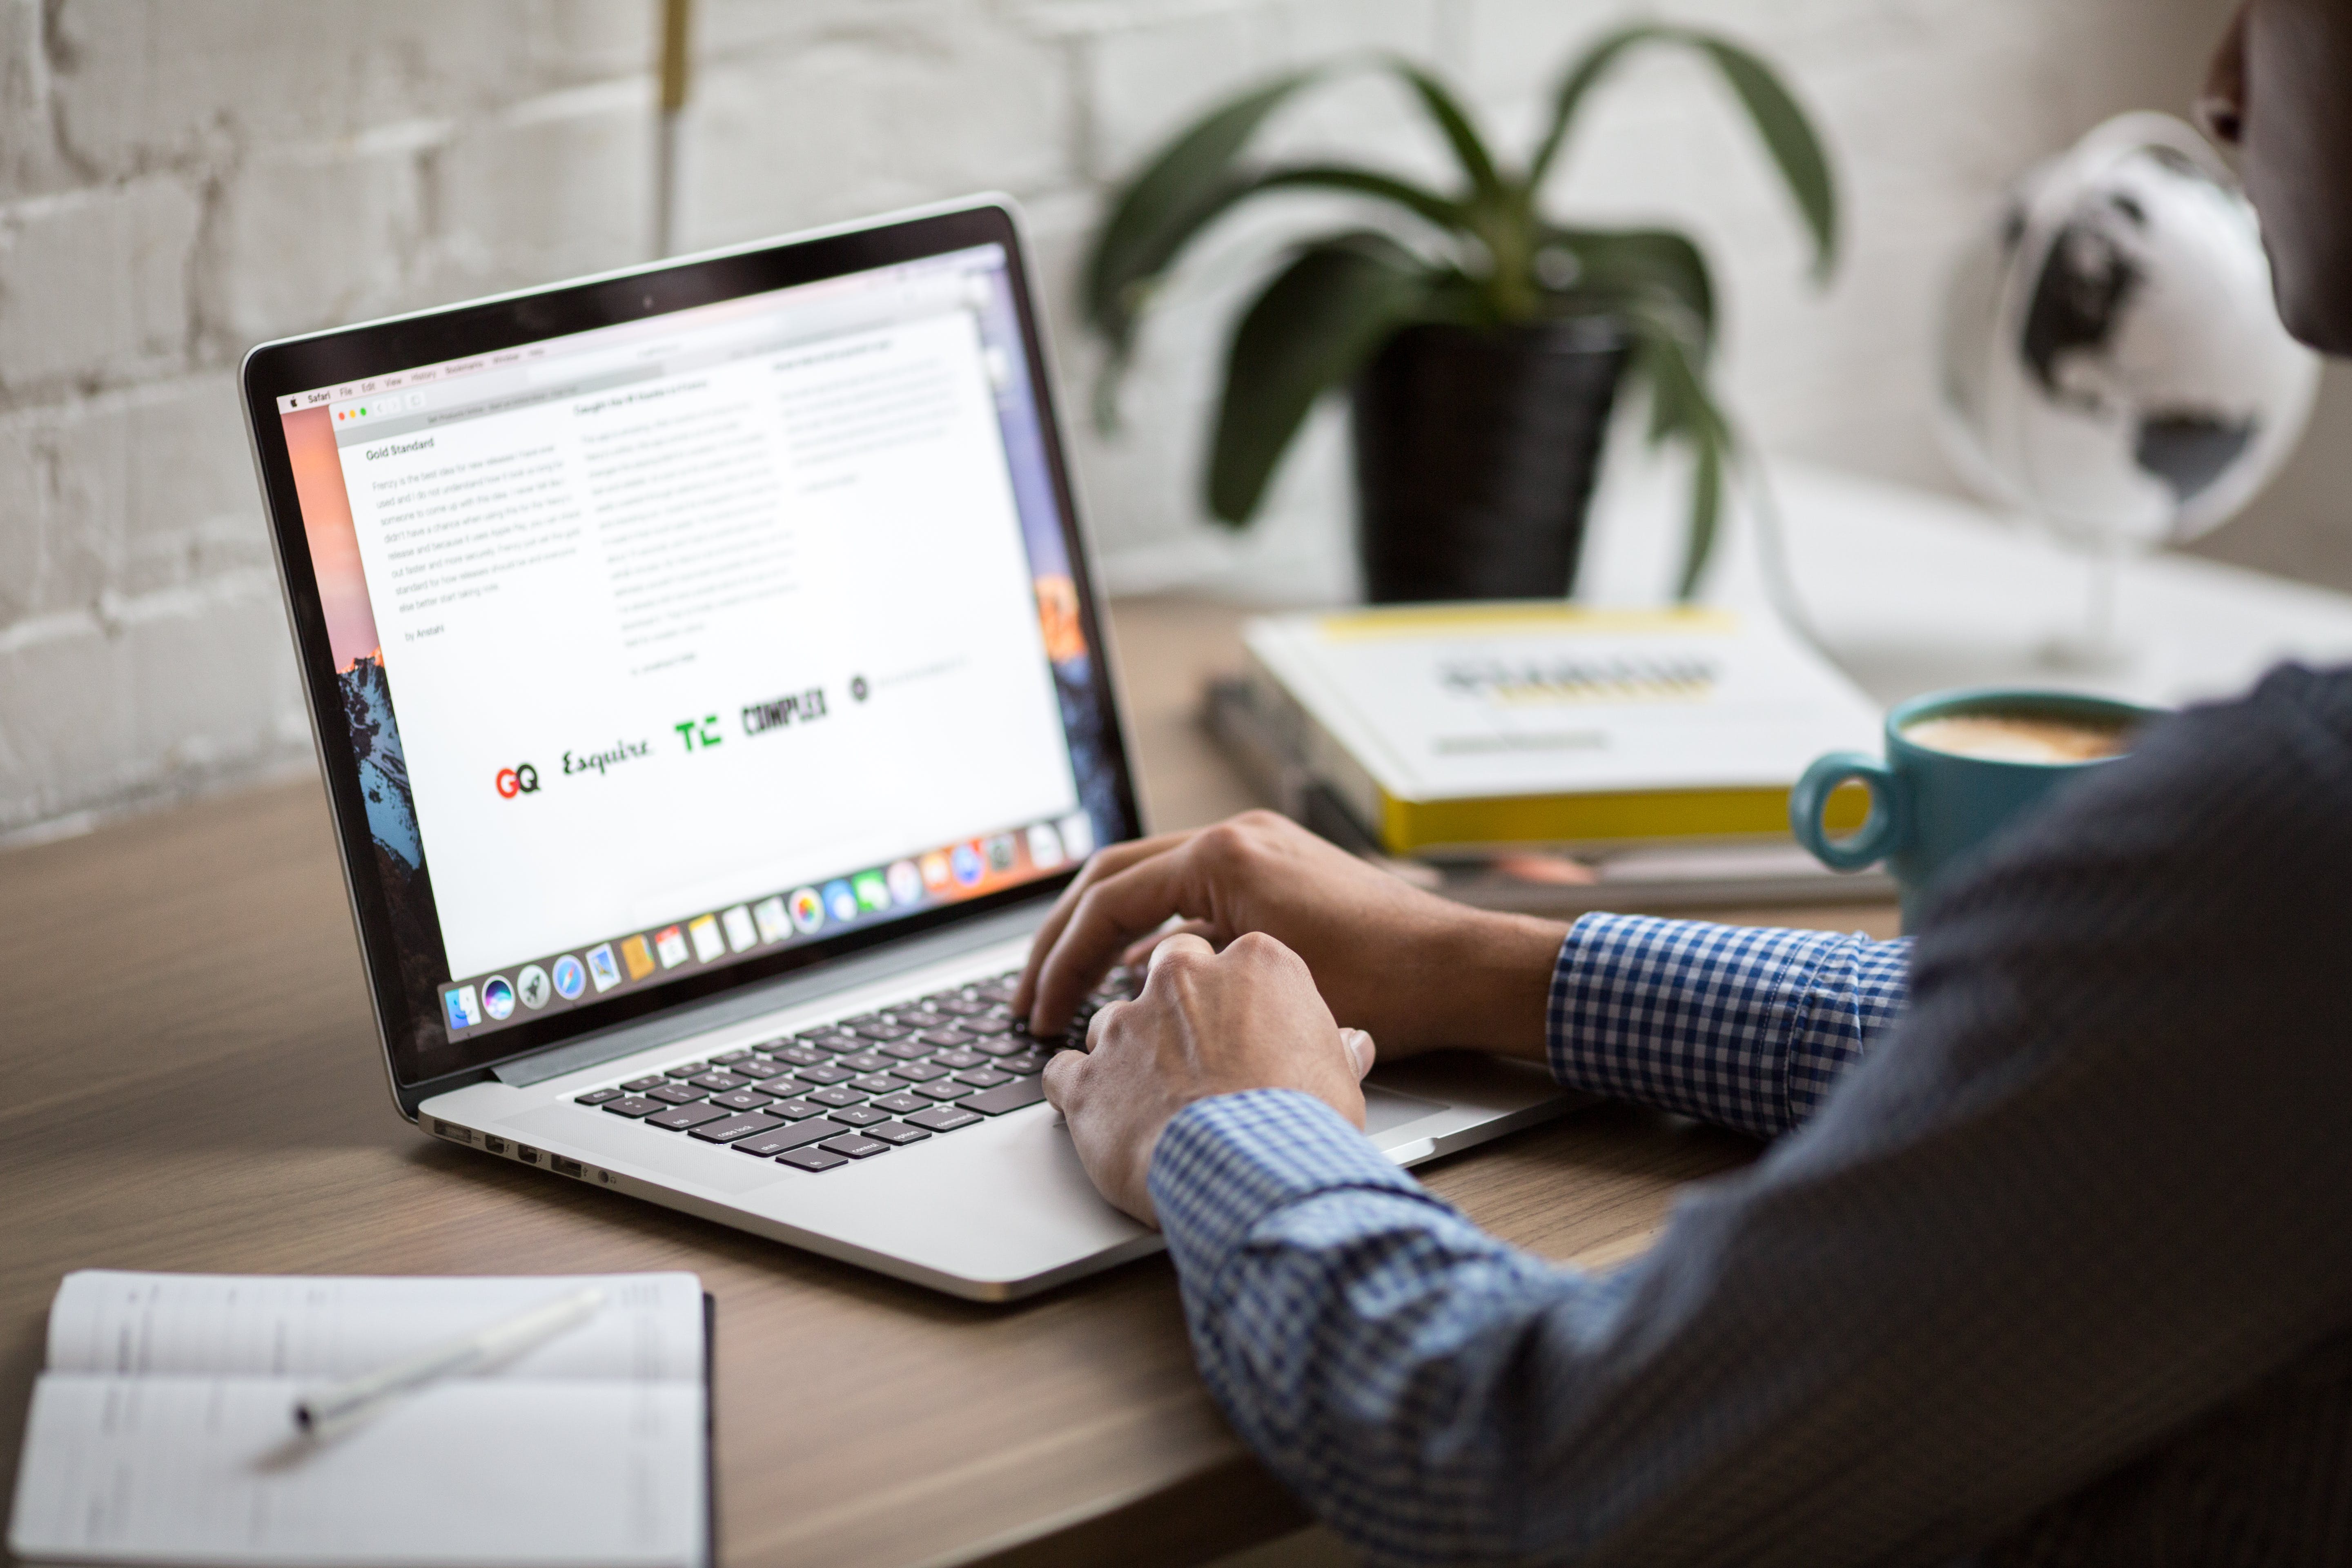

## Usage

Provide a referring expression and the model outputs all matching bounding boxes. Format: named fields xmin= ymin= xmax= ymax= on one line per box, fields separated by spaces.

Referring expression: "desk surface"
xmin=0 ymin=597 xmax=1896 ymax=1568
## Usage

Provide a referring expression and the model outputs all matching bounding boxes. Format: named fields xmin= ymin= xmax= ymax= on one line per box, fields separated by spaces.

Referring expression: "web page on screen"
xmin=278 ymin=246 xmax=1111 ymax=1049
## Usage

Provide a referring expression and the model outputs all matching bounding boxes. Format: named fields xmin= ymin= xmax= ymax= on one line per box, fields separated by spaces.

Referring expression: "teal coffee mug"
xmin=1790 ymin=688 xmax=2160 ymax=927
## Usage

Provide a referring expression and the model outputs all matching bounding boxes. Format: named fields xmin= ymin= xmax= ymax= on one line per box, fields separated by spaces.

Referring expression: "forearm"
xmin=1549 ymin=913 xmax=1911 ymax=1138
xmin=1154 ymin=1091 xmax=1623 ymax=1566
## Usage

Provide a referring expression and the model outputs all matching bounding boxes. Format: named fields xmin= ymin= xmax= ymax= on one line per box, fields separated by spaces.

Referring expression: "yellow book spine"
xmin=1376 ymin=785 xmax=1869 ymax=856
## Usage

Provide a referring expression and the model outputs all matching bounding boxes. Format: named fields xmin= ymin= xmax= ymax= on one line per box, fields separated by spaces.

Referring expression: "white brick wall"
xmin=2 ymin=0 xmax=2316 ymax=842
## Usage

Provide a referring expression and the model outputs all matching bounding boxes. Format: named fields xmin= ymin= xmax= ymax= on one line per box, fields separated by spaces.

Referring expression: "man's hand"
xmin=1015 ymin=811 xmax=1565 ymax=1061
xmin=1043 ymin=931 xmax=1375 ymax=1224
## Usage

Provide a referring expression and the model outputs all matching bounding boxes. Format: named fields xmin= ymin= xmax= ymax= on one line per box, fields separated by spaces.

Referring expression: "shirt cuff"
xmin=1149 ymin=1089 xmax=1430 ymax=1277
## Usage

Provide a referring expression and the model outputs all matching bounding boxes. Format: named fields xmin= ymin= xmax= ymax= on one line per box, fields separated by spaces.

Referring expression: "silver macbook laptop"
xmin=243 ymin=196 xmax=1582 ymax=1301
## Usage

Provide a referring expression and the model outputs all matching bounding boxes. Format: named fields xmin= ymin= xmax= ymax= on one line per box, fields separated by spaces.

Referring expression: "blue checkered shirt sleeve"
xmin=1148 ymin=668 xmax=2352 ymax=1568
xmin=1550 ymin=913 xmax=1912 ymax=1137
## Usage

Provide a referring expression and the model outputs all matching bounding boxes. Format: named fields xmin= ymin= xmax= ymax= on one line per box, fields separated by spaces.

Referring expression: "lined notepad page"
xmin=9 ymin=1272 xmax=708 ymax=1568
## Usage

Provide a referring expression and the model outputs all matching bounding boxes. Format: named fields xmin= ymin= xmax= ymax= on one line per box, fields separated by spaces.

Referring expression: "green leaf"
xmin=1207 ymin=233 xmax=1430 ymax=525
xmin=1675 ymin=428 xmax=1724 ymax=601
xmin=1527 ymin=23 xmax=1663 ymax=186
xmin=1526 ymin=25 xmax=1837 ymax=281
xmin=1381 ymin=58 xmax=1506 ymax=208
xmin=1554 ymin=227 xmax=1717 ymax=364
xmin=1084 ymin=71 xmax=1321 ymax=355
xmin=1689 ymin=36 xmax=1838 ymax=281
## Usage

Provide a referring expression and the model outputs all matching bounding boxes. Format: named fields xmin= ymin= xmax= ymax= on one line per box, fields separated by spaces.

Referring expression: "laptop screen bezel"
xmin=241 ymin=198 xmax=1141 ymax=1100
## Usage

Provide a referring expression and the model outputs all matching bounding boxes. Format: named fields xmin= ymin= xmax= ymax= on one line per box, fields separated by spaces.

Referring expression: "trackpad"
xmin=1363 ymin=1084 xmax=1447 ymax=1136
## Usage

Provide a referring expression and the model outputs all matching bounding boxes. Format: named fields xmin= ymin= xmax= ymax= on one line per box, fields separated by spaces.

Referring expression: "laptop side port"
xmin=484 ymin=1136 xmax=508 ymax=1155
xmin=552 ymin=1156 xmax=584 ymax=1178
xmin=517 ymin=1145 xmax=540 ymax=1164
xmin=431 ymin=1118 xmax=472 ymax=1144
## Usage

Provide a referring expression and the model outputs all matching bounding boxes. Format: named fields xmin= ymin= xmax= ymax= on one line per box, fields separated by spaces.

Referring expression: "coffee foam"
xmin=1902 ymin=712 xmax=2129 ymax=764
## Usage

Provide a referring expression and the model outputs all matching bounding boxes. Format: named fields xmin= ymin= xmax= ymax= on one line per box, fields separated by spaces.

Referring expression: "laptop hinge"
xmin=490 ymin=901 xmax=1048 ymax=1088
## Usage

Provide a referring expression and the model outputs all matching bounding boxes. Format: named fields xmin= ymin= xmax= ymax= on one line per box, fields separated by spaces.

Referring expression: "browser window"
xmin=276 ymin=245 xmax=1111 ymax=1047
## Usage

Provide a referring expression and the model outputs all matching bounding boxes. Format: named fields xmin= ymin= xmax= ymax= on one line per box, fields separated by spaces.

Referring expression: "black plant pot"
xmin=1350 ymin=318 xmax=1629 ymax=603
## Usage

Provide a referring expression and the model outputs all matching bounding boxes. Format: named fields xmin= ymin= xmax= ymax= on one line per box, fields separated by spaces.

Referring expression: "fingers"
xmin=1145 ymin=930 xmax=1215 ymax=974
xmin=1120 ymin=919 xmax=1217 ymax=970
xmin=1025 ymin=844 xmax=1218 ymax=1036
xmin=1012 ymin=830 xmax=1192 ymax=1018
xmin=1339 ymin=1027 xmax=1376 ymax=1080
xmin=1042 ymin=1046 xmax=1084 ymax=1112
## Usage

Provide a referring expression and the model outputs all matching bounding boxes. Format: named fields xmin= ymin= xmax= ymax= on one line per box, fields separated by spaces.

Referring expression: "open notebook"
xmin=8 ymin=1271 xmax=710 ymax=1568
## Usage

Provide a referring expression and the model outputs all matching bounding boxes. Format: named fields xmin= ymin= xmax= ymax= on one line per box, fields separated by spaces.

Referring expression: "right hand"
xmin=1013 ymin=811 xmax=1566 ymax=1061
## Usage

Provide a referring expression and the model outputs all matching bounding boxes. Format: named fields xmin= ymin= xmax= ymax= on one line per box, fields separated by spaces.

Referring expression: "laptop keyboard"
xmin=567 ymin=966 xmax=1137 ymax=1173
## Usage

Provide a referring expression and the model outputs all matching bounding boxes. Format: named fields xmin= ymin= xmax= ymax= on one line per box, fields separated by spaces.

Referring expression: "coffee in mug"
xmin=1900 ymin=712 xmax=2132 ymax=765
xmin=1791 ymin=688 xmax=2160 ymax=926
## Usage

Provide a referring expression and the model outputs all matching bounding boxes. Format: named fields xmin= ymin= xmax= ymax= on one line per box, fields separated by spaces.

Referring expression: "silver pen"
xmin=292 ymin=1285 xmax=606 ymax=1439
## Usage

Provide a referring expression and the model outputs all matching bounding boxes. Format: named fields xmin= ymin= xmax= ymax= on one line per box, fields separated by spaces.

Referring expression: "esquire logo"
xmin=563 ymin=738 xmax=651 ymax=777
xmin=493 ymin=763 xmax=541 ymax=798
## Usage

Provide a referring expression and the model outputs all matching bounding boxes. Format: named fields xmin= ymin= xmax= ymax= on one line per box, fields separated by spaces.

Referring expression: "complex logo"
xmin=494 ymin=763 xmax=541 ymax=798
xmin=742 ymin=686 xmax=828 ymax=736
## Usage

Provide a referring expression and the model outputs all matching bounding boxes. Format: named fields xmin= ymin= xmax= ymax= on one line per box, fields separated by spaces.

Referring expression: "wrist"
xmin=1395 ymin=907 xmax=1567 ymax=1059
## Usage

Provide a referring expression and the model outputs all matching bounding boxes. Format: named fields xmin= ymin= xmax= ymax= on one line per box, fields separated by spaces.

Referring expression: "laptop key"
xmin=905 ymin=1105 xmax=983 ymax=1133
xmin=664 ymin=1063 xmax=706 ymax=1078
xmin=819 ymin=1134 xmax=890 ymax=1159
xmin=622 ymin=1075 xmax=669 ymax=1091
xmin=826 ymin=1105 xmax=889 ymax=1127
xmin=646 ymin=1083 xmax=706 ymax=1105
xmin=575 ymin=1087 xmax=623 ymax=1105
xmin=762 ymin=1097 xmax=827 ymax=1121
xmin=848 ymin=1074 xmax=899 ymax=1095
xmin=648 ymin=1102 xmax=730 ymax=1130
xmin=957 ymin=1014 xmax=1012 ymax=1036
xmin=1000 ymin=1052 xmax=1049 ymax=1075
xmin=806 ymin=1086 xmax=866 ymax=1109
xmin=708 ymin=1089 xmax=776 ymax=1112
xmin=687 ymin=1071 xmax=749 ymax=1092
xmin=913 ymin=1081 xmax=973 ymax=1102
xmin=838 ymin=1051 xmax=895 ymax=1073
xmin=871 ymin=1091 xmax=929 ymax=1115
xmin=864 ymin=1121 xmax=932 ymax=1146
xmin=963 ymin=1076 xmax=1047 ymax=1116
xmin=970 ymin=1037 xmax=1024 ymax=1058
xmin=732 ymin=1058 xmax=790 ymax=1080
xmin=709 ymin=1048 xmax=752 ymax=1065
xmin=796 ymin=1029 xmax=862 ymax=1053
xmin=888 ymin=1061 xmax=947 ymax=1084
xmin=932 ymin=1049 xmax=986 ymax=1071
xmin=913 ymin=1028 xmax=968 ymax=1049
xmin=856 ymin=1022 xmax=913 ymax=1042
xmin=794 ymin=1064 xmax=854 ymax=1086
xmin=954 ymin=1068 xmax=1013 ymax=1088
xmin=733 ymin=1118 xmax=849 ymax=1156
xmin=689 ymin=1111 xmax=786 ymax=1144
xmin=771 ymin=1045 xmax=829 ymax=1067
xmin=879 ymin=1041 xmax=931 ymax=1061
xmin=777 ymin=1148 xmax=849 ymax=1172
xmin=601 ymin=1096 xmax=664 ymax=1118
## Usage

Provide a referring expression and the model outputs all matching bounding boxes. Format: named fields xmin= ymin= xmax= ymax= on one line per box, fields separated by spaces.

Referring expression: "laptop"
xmin=241 ymin=196 xmax=1583 ymax=1301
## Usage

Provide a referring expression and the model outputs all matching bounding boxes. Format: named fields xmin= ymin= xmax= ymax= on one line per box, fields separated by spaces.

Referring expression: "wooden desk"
xmin=0 ymin=598 xmax=1896 ymax=1568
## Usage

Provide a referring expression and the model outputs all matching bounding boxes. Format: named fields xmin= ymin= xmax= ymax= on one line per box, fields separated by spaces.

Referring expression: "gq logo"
xmin=494 ymin=762 xmax=541 ymax=798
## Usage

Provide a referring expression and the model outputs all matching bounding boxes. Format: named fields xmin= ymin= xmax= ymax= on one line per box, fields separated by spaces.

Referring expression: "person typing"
xmin=1016 ymin=6 xmax=2352 ymax=1559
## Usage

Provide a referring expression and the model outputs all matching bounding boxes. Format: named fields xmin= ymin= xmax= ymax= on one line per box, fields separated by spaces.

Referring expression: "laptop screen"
xmin=250 ymin=211 xmax=1134 ymax=1089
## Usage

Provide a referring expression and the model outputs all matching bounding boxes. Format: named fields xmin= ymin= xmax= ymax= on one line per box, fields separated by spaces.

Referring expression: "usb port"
xmin=432 ymin=1119 xmax=470 ymax=1144
xmin=484 ymin=1136 xmax=508 ymax=1156
xmin=552 ymin=1156 xmax=584 ymax=1178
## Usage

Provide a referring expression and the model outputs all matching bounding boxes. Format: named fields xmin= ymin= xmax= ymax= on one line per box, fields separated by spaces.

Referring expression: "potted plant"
xmin=1082 ymin=23 xmax=1837 ymax=602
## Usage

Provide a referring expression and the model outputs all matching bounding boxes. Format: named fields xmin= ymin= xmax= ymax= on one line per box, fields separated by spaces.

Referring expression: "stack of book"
xmin=1205 ymin=604 xmax=1894 ymax=915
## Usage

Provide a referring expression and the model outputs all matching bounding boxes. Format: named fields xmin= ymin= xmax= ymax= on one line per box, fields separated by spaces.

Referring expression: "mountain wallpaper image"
xmin=339 ymin=653 xmax=450 ymax=1042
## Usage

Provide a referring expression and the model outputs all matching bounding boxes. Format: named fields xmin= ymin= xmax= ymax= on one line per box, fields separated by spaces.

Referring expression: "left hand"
xmin=1044 ymin=930 xmax=1376 ymax=1225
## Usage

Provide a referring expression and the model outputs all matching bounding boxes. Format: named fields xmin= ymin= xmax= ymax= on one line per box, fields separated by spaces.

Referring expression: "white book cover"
xmin=1244 ymin=606 xmax=1883 ymax=805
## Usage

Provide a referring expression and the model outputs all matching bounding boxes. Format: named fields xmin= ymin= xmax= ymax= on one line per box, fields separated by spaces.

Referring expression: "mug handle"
xmin=1790 ymin=752 xmax=1907 ymax=871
